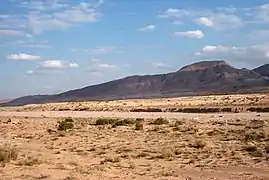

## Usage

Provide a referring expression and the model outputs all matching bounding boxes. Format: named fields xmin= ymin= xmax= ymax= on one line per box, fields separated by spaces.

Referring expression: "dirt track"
xmin=0 ymin=111 xmax=268 ymax=121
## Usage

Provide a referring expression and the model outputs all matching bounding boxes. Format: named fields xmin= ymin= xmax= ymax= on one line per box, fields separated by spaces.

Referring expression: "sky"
xmin=1 ymin=0 xmax=269 ymax=99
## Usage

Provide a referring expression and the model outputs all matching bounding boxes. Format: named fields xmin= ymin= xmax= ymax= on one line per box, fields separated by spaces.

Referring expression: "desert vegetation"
xmin=2 ymin=94 xmax=269 ymax=113
xmin=0 ymin=115 xmax=269 ymax=179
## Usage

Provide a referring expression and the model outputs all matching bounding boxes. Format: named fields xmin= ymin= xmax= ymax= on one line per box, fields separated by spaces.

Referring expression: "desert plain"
xmin=1 ymin=94 xmax=269 ymax=179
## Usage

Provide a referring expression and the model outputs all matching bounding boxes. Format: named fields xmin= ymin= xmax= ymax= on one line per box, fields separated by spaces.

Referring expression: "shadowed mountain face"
xmin=253 ymin=64 xmax=269 ymax=78
xmin=2 ymin=60 xmax=269 ymax=106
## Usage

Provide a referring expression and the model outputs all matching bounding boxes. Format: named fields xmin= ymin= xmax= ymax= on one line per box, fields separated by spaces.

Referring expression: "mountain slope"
xmin=253 ymin=64 xmax=269 ymax=78
xmin=2 ymin=60 xmax=269 ymax=106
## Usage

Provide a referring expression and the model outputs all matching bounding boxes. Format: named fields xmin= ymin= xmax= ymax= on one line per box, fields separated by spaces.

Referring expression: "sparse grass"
xmin=150 ymin=117 xmax=169 ymax=125
xmin=57 ymin=118 xmax=74 ymax=131
xmin=135 ymin=122 xmax=143 ymax=130
xmin=0 ymin=145 xmax=18 ymax=163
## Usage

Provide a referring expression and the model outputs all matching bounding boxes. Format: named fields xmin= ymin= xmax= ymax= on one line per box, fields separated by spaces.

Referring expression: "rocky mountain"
xmin=253 ymin=64 xmax=269 ymax=78
xmin=2 ymin=60 xmax=269 ymax=106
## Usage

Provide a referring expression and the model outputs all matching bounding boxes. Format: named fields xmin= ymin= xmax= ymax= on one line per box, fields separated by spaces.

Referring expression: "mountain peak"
xmin=179 ymin=60 xmax=229 ymax=72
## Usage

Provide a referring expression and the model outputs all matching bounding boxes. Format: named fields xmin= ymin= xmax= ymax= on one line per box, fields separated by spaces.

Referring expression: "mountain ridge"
xmin=2 ymin=60 xmax=269 ymax=107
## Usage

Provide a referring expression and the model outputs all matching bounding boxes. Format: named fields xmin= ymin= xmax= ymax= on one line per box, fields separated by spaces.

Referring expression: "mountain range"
xmin=2 ymin=60 xmax=269 ymax=106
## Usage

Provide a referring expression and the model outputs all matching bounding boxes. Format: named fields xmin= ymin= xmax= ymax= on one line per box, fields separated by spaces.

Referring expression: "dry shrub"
xmin=150 ymin=117 xmax=169 ymax=125
xmin=95 ymin=118 xmax=117 ymax=125
xmin=130 ymin=108 xmax=162 ymax=112
xmin=135 ymin=122 xmax=143 ymax=130
xmin=17 ymin=157 xmax=41 ymax=166
xmin=57 ymin=118 xmax=74 ymax=131
xmin=0 ymin=145 xmax=18 ymax=163
xmin=190 ymin=140 xmax=206 ymax=149
xmin=113 ymin=119 xmax=135 ymax=127
xmin=265 ymin=143 xmax=269 ymax=154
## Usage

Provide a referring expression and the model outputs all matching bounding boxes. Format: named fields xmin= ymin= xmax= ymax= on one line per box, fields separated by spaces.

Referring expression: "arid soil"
xmin=2 ymin=94 xmax=269 ymax=113
xmin=0 ymin=114 xmax=269 ymax=180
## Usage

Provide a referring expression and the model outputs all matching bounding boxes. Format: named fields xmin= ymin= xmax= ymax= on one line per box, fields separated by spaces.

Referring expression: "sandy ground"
xmin=2 ymin=94 xmax=269 ymax=113
xmin=0 ymin=111 xmax=268 ymax=120
xmin=0 ymin=112 xmax=269 ymax=179
xmin=1 ymin=94 xmax=269 ymax=179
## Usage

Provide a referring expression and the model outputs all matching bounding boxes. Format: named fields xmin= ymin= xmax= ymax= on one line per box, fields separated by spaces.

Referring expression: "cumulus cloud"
xmin=39 ymin=60 xmax=79 ymax=69
xmin=160 ymin=7 xmax=244 ymax=30
xmin=195 ymin=44 xmax=269 ymax=65
xmin=7 ymin=53 xmax=40 ymax=60
xmin=138 ymin=25 xmax=156 ymax=32
xmin=196 ymin=17 xmax=214 ymax=27
xmin=174 ymin=30 xmax=204 ymax=39
xmin=3 ymin=0 xmax=104 ymax=34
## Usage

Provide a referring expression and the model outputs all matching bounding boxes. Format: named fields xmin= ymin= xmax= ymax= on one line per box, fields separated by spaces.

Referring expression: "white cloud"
xmin=195 ymin=44 xmax=269 ymax=65
xmin=7 ymin=53 xmax=40 ymax=60
xmin=159 ymin=8 xmax=189 ymax=18
xmin=27 ymin=70 xmax=34 ymax=74
xmin=255 ymin=4 xmax=269 ymax=23
xmin=3 ymin=0 xmax=104 ymax=34
xmin=196 ymin=17 xmax=213 ymax=27
xmin=88 ymin=63 xmax=118 ymax=73
xmin=207 ymin=13 xmax=243 ymax=29
xmin=138 ymin=25 xmax=156 ymax=32
xmin=69 ymin=63 xmax=79 ymax=68
xmin=39 ymin=60 xmax=78 ymax=69
xmin=86 ymin=47 xmax=122 ymax=54
xmin=0 ymin=30 xmax=24 ymax=36
xmin=2 ymin=39 xmax=51 ymax=49
xmin=28 ymin=14 xmax=71 ymax=34
xmin=160 ymin=7 xmax=243 ymax=30
xmin=174 ymin=30 xmax=204 ymax=39
xmin=152 ymin=62 xmax=171 ymax=69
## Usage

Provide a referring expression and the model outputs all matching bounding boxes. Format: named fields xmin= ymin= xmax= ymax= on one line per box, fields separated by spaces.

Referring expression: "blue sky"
xmin=1 ymin=0 xmax=269 ymax=99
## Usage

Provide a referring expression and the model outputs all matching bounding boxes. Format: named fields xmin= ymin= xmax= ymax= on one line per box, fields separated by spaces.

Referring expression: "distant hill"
xmin=253 ymin=64 xmax=269 ymax=78
xmin=2 ymin=60 xmax=269 ymax=106
xmin=0 ymin=99 xmax=12 ymax=103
